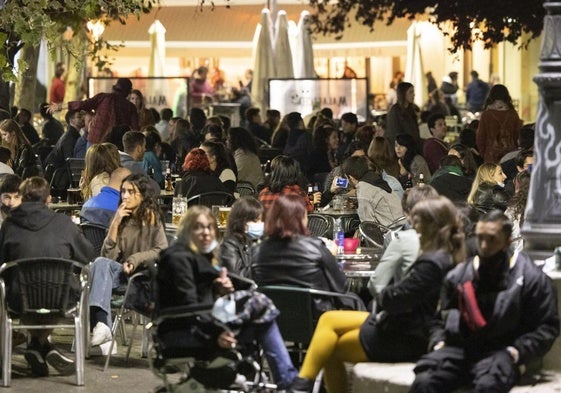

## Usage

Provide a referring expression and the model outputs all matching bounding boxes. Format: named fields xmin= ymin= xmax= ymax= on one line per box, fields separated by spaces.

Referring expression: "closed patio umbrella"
xmin=405 ymin=21 xmax=425 ymax=107
xmin=293 ymin=10 xmax=316 ymax=79
xmin=251 ymin=8 xmax=276 ymax=113
xmin=274 ymin=10 xmax=294 ymax=79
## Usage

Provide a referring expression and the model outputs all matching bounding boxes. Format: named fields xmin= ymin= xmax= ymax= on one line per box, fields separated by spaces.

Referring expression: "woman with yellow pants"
xmin=289 ymin=196 xmax=466 ymax=393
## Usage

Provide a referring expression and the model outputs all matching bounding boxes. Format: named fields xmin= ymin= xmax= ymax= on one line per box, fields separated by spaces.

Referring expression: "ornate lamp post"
xmin=522 ymin=1 xmax=561 ymax=260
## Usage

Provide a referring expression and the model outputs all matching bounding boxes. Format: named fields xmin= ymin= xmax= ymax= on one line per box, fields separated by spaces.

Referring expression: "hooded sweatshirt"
xmin=0 ymin=202 xmax=95 ymax=264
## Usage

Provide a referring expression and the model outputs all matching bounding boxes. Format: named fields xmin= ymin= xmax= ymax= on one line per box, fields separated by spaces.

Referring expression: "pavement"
xmin=5 ymin=324 xmax=162 ymax=393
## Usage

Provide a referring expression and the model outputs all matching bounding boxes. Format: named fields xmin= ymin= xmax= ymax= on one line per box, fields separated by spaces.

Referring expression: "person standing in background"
xmin=49 ymin=62 xmax=66 ymax=105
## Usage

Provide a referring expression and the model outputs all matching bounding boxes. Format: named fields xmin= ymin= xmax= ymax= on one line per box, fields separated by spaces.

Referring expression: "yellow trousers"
xmin=299 ymin=310 xmax=369 ymax=393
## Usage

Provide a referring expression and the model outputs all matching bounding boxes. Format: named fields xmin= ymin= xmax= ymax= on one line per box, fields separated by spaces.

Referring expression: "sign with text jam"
xmin=268 ymin=78 xmax=369 ymax=120
xmin=88 ymin=77 xmax=190 ymax=119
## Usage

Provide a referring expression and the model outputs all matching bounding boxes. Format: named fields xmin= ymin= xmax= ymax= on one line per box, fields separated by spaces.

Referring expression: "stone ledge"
xmin=351 ymin=363 xmax=561 ymax=393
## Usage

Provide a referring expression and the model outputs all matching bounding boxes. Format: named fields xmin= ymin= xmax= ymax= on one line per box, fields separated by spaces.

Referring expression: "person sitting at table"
xmin=200 ymin=140 xmax=237 ymax=194
xmin=258 ymin=155 xmax=319 ymax=213
xmin=88 ymin=173 xmax=168 ymax=353
xmin=175 ymin=148 xmax=230 ymax=198
xmin=157 ymin=205 xmax=298 ymax=390
xmin=219 ymin=196 xmax=264 ymax=277
xmin=367 ymin=185 xmax=439 ymax=297
xmin=289 ymin=196 xmax=466 ymax=393
xmin=80 ymin=143 xmax=121 ymax=200
xmin=251 ymin=194 xmax=359 ymax=315
xmin=342 ymin=155 xmax=403 ymax=227
xmin=79 ymin=167 xmax=131 ymax=227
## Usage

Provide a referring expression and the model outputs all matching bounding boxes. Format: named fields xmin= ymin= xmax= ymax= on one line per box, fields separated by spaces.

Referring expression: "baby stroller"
xmin=149 ymin=303 xmax=278 ymax=393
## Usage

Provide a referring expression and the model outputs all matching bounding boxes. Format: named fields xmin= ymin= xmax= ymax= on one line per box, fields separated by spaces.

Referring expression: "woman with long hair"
xmin=80 ymin=142 xmax=121 ymax=200
xmin=157 ymin=205 xmax=298 ymax=389
xmin=395 ymin=133 xmax=431 ymax=188
xmin=448 ymin=143 xmax=478 ymax=178
xmin=385 ymin=82 xmax=421 ymax=150
xmin=289 ymin=197 xmax=465 ymax=393
xmin=0 ymin=119 xmax=40 ymax=178
xmin=88 ymin=173 xmax=167 ymax=351
xmin=252 ymin=194 xmax=349 ymax=309
xmin=467 ymin=162 xmax=509 ymax=213
xmin=219 ymin=196 xmax=264 ymax=277
xmin=175 ymin=148 xmax=230 ymax=198
xmin=307 ymin=124 xmax=339 ymax=178
xmin=258 ymin=155 xmax=318 ymax=212
xmin=476 ymin=84 xmax=523 ymax=163
xmin=201 ymin=140 xmax=237 ymax=194
xmin=367 ymin=136 xmax=403 ymax=197
xmin=129 ymin=89 xmax=155 ymax=128
xmin=227 ymin=127 xmax=264 ymax=188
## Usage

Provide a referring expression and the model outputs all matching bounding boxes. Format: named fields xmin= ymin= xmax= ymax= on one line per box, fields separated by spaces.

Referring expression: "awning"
xmin=103 ymin=5 xmax=409 ymax=58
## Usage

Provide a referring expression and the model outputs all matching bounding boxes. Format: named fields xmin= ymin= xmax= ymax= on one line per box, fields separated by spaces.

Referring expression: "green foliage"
xmin=305 ymin=0 xmax=545 ymax=52
xmin=0 ymin=0 xmax=159 ymax=81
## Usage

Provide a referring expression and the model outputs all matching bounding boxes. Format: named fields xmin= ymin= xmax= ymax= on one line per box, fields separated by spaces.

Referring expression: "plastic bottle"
xmin=336 ymin=218 xmax=344 ymax=256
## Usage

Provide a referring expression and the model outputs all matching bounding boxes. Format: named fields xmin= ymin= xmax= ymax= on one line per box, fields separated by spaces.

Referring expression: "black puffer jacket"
xmin=432 ymin=251 xmax=559 ymax=365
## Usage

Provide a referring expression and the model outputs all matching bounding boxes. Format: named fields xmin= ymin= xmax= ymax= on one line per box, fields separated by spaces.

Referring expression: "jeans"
xmin=239 ymin=321 xmax=297 ymax=389
xmin=88 ymin=257 xmax=128 ymax=327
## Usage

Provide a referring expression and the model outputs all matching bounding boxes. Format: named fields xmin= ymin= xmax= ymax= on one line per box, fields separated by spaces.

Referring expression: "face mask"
xmin=201 ymin=239 xmax=218 ymax=254
xmin=247 ymin=221 xmax=264 ymax=239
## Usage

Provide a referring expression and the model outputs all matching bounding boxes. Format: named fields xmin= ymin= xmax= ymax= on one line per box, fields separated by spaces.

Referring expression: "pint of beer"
xmin=172 ymin=197 xmax=188 ymax=225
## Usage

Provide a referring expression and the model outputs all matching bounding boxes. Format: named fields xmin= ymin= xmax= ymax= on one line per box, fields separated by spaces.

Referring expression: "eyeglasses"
xmin=192 ymin=223 xmax=215 ymax=233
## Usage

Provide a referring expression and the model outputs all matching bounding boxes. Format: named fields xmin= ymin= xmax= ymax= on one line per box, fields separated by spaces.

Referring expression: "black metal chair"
xmin=0 ymin=258 xmax=89 ymax=386
xmin=104 ymin=269 xmax=154 ymax=371
xmin=307 ymin=214 xmax=335 ymax=239
xmin=80 ymin=223 xmax=107 ymax=258
xmin=66 ymin=158 xmax=85 ymax=188
xmin=235 ymin=181 xmax=256 ymax=197
xmin=358 ymin=221 xmax=392 ymax=249
xmin=257 ymin=285 xmax=362 ymax=368
xmin=187 ymin=191 xmax=235 ymax=208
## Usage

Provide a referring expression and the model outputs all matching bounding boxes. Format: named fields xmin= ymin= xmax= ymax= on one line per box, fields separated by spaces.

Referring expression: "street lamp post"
xmin=522 ymin=0 xmax=561 ymax=260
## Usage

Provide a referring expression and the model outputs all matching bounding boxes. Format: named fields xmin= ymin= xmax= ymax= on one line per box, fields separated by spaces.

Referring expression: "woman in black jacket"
xmin=219 ymin=196 xmax=264 ymax=277
xmin=251 ymin=194 xmax=348 ymax=314
xmin=175 ymin=148 xmax=230 ymax=198
xmin=157 ymin=205 xmax=297 ymax=389
xmin=289 ymin=196 xmax=466 ymax=393
xmin=0 ymin=119 xmax=41 ymax=178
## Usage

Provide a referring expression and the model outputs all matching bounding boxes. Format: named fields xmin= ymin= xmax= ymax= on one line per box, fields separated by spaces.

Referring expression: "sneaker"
xmin=46 ymin=349 xmax=75 ymax=376
xmin=91 ymin=322 xmax=112 ymax=346
xmin=99 ymin=340 xmax=117 ymax=356
xmin=24 ymin=350 xmax=48 ymax=377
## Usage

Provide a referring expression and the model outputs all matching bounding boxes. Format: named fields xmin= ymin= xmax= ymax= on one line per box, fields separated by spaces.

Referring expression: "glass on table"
xmin=172 ymin=197 xmax=188 ymax=225
xmin=217 ymin=207 xmax=231 ymax=227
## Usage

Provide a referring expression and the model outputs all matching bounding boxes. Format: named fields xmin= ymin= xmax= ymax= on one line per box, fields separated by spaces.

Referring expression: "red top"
xmin=259 ymin=184 xmax=313 ymax=212
xmin=49 ymin=77 xmax=65 ymax=104
xmin=68 ymin=92 xmax=139 ymax=144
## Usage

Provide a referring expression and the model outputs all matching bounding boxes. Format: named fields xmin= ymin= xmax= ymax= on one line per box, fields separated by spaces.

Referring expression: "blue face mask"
xmin=247 ymin=221 xmax=264 ymax=239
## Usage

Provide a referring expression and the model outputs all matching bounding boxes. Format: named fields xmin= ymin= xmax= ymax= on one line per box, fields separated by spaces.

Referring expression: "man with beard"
xmin=410 ymin=211 xmax=559 ymax=393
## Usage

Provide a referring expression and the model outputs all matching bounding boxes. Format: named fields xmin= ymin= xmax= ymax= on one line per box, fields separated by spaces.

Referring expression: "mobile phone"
xmin=335 ymin=177 xmax=349 ymax=188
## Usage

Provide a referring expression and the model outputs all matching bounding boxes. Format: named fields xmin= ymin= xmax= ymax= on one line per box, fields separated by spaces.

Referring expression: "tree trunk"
xmin=64 ymin=31 xmax=89 ymax=103
xmin=14 ymin=45 xmax=39 ymax=113
xmin=13 ymin=45 xmax=40 ymax=112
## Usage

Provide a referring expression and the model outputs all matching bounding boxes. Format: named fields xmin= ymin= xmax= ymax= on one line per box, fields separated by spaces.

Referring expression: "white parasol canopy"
xmin=251 ymin=8 xmax=276 ymax=112
xmin=404 ymin=21 xmax=425 ymax=107
xmin=148 ymin=19 xmax=166 ymax=77
xmin=273 ymin=10 xmax=294 ymax=79
xmin=292 ymin=10 xmax=316 ymax=79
